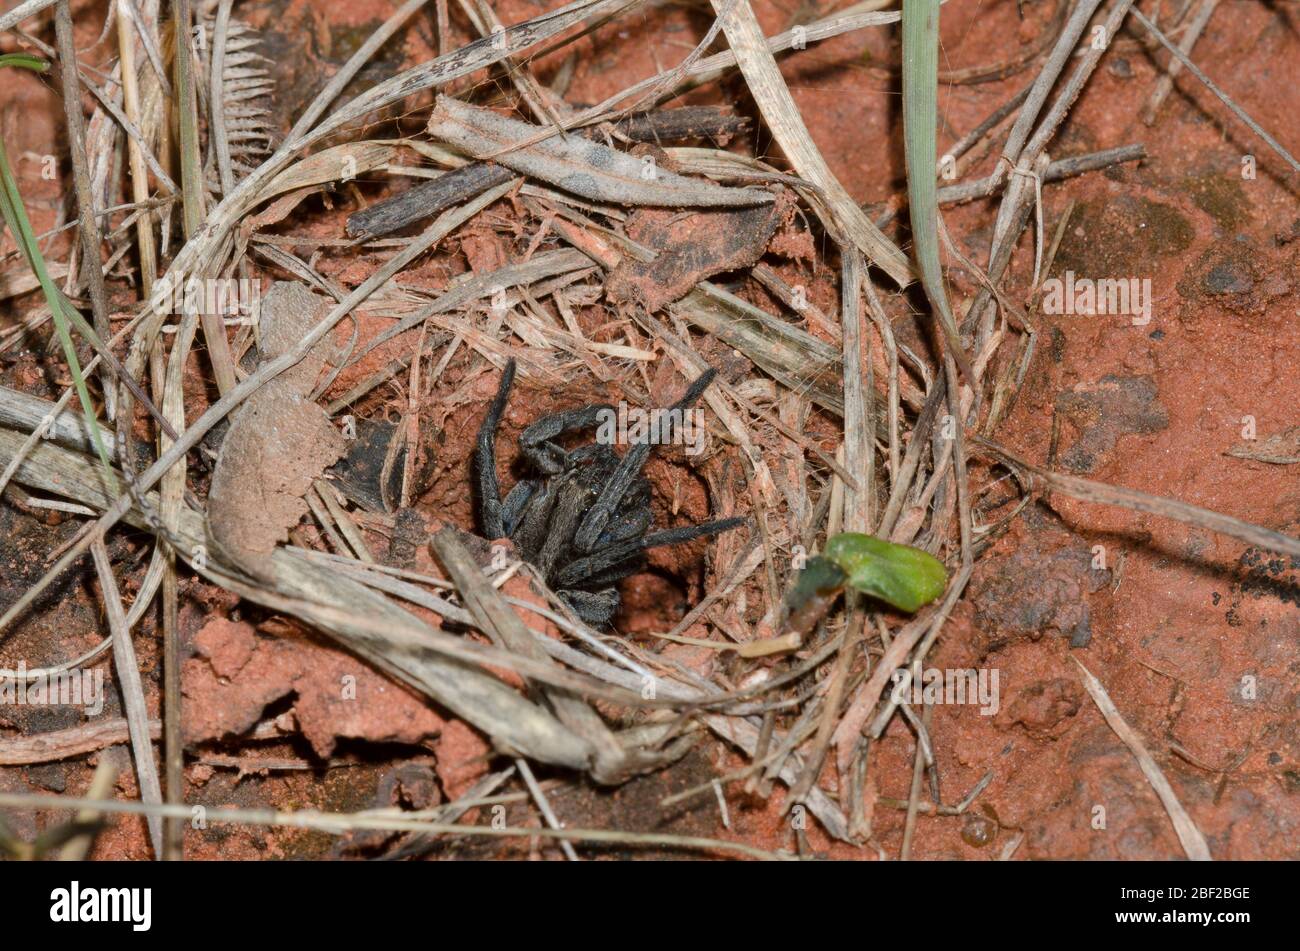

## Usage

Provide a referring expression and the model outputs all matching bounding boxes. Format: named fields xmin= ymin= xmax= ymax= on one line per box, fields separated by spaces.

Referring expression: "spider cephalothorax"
xmin=474 ymin=360 xmax=745 ymax=626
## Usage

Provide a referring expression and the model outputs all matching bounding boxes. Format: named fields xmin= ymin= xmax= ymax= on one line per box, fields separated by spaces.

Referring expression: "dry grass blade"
xmin=114 ymin=2 xmax=158 ymax=297
xmin=1129 ymin=5 xmax=1298 ymax=173
xmin=90 ymin=540 xmax=163 ymax=859
xmin=568 ymin=4 xmax=906 ymax=129
xmin=1142 ymin=0 xmax=1220 ymax=124
xmin=280 ymin=0 xmax=433 ymax=143
xmin=175 ymin=0 xmax=236 ymax=401
xmin=1073 ymin=658 xmax=1212 ymax=861
xmin=832 ymin=561 xmax=972 ymax=774
xmin=257 ymin=141 xmax=398 ymax=202
xmin=516 ymin=757 xmax=579 ymax=860
xmin=0 ymin=0 xmax=59 ymax=33
xmin=430 ymin=528 xmax=631 ymax=783
xmin=310 ymin=0 xmax=634 ymax=143
xmin=1016 ymin=0 xmax=1138 ymax=174
xmin=0 ymin=791 xmax=788 ymax=861
xmin=209 ymin=0 xmax=239 ymax=196
xmin=57 ymin=755 xmax=119 ymax=861
xmin=934 ymin=145 xmax=1146 ymax=205
xmin=976 ymin=437 xmax=1300 ymax=558
xmin=120 ymin=0 xmax=170 ymax=95
xmin=707 ymin=0 xmax=910 ymax=285
xmin=54 ymin=1 xmax=112 ymax=406
xmin=843 ymin=262 xmax=874 ymax=534
xmin=998 ymin=0 xmax=1104 ymax=174
xmin=351 ymin=245 xmax=583 ymax=362
xmin=1227 ymin=425 xmax=1300 ymax=464
xmin=154 ymin=283 xmax=196 ymax=863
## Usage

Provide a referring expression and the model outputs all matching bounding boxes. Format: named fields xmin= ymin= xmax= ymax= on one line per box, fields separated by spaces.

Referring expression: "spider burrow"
xmin=474 ymin=359 xmax=746 ymax=626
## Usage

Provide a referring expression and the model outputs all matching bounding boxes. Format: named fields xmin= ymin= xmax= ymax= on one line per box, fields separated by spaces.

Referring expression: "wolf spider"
xmin=475 ymin=360 xmax=744 ymax=626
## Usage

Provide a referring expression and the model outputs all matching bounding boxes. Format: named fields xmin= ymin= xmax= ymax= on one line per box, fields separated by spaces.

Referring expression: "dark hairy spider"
xmin=474 ymin=359 xmax=745 ymax=626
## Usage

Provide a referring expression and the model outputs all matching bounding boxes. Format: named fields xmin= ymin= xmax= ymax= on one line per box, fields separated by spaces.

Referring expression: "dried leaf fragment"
xmin=606 ymin=189 xmax=791 ymax=311
xmin=207 ymin=282 xmax=346 ymax=579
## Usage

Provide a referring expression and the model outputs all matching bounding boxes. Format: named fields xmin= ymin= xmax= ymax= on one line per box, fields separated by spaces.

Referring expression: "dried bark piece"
xmin=426 ymin=95 xmax=771 ymax=208
xmin=607 ymin=189 xmax=792 ymax=312
xmin=614 ymin=106 xmax=750 ymax=144
xmin=345 ymin=162 xmax=515 ymax=239
xmin=207 ymin=282 xmax=346 ymax=579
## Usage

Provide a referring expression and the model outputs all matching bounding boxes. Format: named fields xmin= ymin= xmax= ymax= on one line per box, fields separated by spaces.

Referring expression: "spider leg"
xmin=557 ymin=540 xmax=639 ymax=587
xmin=474 ymin=359 xmax=517 ymax=538
xmin=596 ymin=505 xmax=652 ymax=547
xmin=571 ymin=440 xmax=650 ymax=552
xmin=558 ymin=515 xmax=746 ymax=588
xmin=566 ymin=441 xmax=619 ymax=475
xmin=590 ymin=478 xmax=651 ymax=547
xmin=511 ymin=479 xmax=559 ymax=565
xmin=519 ymin=403 xmax=614 ymax=475
xmin=639 ymin=516 xmax=747 ymax=549
xmin=558 ymin=587 xmax=620 ymax=626
xmin=573 ymin=367 xmax=718 ymax=553
xmin=501 ymin=478 xmax=541 ymax=537
xmin=534 ymin=469 xmax=594 ymax=581
xmin=580 ymin=554 xmax=646 ymax=590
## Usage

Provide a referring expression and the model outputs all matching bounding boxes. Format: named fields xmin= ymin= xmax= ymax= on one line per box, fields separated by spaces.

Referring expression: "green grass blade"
xmin=0 ymin=54 xmax=118 ymax=491
xmin=0 ymin=53 xmax=47 ymax=72
xmin=901 ymin=0 xmax=973 ymax=383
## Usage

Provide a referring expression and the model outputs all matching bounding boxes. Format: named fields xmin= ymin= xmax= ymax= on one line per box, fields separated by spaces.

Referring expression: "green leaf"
xmin=823 ymin=532 xmax=948 ymax=613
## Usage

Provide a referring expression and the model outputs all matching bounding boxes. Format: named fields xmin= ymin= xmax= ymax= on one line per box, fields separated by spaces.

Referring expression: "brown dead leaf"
xmin=606 ymin=188 xmax=792 ymax=312
xmin=207 ymin=282 xmax=346 ymax=578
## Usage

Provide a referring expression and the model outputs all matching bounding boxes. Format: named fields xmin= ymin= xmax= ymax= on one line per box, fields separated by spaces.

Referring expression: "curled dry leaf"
xmin=426 ymin=95 xmax=772 ymax=209
xmin=207 ymin=282 xmax=346 ymax=579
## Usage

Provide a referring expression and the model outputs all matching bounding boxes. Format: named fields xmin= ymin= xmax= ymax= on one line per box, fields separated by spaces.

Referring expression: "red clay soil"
xmin=1 ymin=0 xmax=1297 ymax=860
